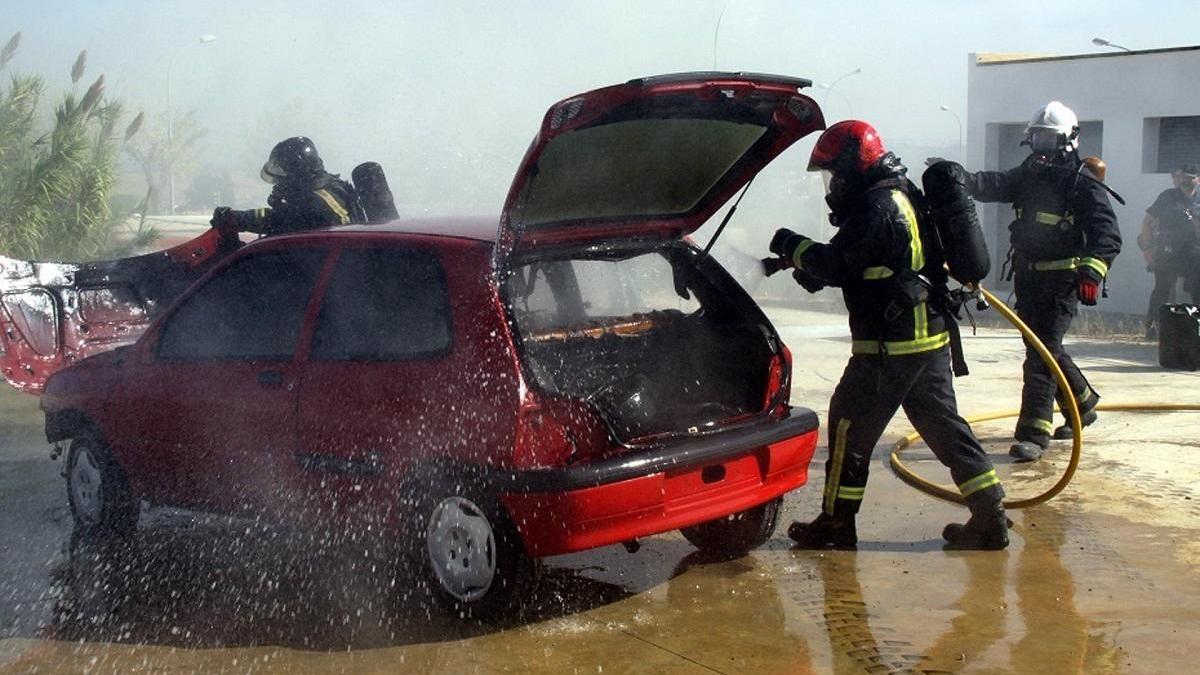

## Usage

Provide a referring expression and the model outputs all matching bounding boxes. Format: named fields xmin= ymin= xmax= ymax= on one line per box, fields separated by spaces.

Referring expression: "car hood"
xmin=498 ymin=72 xmax=824 ymax=256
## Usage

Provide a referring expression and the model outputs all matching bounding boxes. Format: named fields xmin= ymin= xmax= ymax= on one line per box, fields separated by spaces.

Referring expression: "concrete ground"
xmin=1 ymin=304 xmax=1197 ymax=674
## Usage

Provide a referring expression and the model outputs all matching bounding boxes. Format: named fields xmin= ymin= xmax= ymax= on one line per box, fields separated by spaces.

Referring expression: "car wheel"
xmin=408 ymin=467 xmax=536 ymax=621
xmin=65 ymin=433 xmax=139 ymax=540
xmin=680 ymin=496 xmax=781 ymax=558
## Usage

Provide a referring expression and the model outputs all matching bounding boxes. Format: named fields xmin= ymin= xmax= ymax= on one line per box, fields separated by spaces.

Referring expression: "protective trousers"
xmin=1013 ymin=269 xmax=1099 ymax=448
xmin=821 ymin=346 xmax=1004 ymax=519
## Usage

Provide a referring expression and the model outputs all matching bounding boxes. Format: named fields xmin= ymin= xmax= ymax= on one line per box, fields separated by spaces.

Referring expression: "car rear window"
xmin=510 ymin=249 xmax=702 ymax=330
xmin=156 ymin=249 xmax=326 ymax=361
xmin=310 ymin=248 xmax=452 ymax=361
xmin=519 ymin=118 xmax=765 ymax=226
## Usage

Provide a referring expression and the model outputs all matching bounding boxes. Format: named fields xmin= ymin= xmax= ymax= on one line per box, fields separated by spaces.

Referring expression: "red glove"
xmin=1077 ymin=269 xmax=1101 ymax=306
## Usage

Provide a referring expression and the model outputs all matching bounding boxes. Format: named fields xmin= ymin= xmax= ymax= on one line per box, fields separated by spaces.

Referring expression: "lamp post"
xmin=712 ymin=0 xmax=736 ymax=69
xmin=818 ymin=83 xmax=854 ymax=118
xmin=820 ymin=67 xmax=860 ymax=119
xmin=940 ymin=104 xmax=963 ymax=163
xmin=1092 ymin=37 xmax=1133 ymax=53
xmin=167 ymin=33 xmax=216 ymax=215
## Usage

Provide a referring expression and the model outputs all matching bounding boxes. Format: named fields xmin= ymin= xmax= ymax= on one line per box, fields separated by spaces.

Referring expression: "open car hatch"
xmin=0 ymin=228 xmax=234 ymax=394
xmin=498 ymin=71 xmax=824 ymax=257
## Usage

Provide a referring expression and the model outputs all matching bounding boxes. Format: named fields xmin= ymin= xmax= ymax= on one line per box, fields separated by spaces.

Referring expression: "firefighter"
xmin=954 ymin=102 xmax=1121 ymax=461
xmin=210 ymin=136 xmax=365 ymax=236
xmin=770 ymin=120 xmax=1008 ymax=551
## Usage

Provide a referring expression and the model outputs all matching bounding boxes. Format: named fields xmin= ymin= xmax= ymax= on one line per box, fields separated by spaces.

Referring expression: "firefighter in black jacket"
xmin=771 ymin=120 xmax=1008 ymax=551
xmin=958 ymin=102 xmax=1121 ymax=462
xmin=210 ymin=136 xmax=365 ymax=236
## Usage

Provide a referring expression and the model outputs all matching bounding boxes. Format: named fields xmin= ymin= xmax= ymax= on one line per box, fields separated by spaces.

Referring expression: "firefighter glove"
xmin=210 ymin=206 xmax=243 ymax=232
xmin=792 ymin=267 xmax=826 ymax=294
xmin=1077 ymin=267 xmax=1101 ymax=306
xmin=769 ymin=228 xmax=809 ymax=259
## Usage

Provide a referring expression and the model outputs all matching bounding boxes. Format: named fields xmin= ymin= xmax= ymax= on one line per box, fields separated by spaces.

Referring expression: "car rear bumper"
xmin=499 ymin=409 xmax=818 ymax=557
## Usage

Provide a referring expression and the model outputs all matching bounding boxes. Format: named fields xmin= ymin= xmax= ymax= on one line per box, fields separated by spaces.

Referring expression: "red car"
xmin=30 ymin=72 xmax=823 ymax=618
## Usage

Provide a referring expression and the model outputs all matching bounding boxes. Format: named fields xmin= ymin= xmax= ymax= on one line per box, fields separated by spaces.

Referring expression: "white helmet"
xmin=1025 ymin=101 xmax=1079 ymax=154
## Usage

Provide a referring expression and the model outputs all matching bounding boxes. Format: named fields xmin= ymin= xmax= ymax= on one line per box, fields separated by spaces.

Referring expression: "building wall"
xmin=966 ymin=47 xmax=1200 ymax=316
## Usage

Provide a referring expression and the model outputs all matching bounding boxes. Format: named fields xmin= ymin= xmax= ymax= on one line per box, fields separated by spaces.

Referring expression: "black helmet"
xmin=261 ymin=136 xmax=324 ymax=184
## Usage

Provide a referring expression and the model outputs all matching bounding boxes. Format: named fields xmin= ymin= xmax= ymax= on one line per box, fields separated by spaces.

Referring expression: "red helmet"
xmin=807 ymin=120 xmax=887 ymax=174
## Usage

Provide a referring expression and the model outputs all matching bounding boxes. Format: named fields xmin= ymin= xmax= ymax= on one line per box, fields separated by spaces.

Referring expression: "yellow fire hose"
xmin=888 ymin=287 xmax=1200 ymax=509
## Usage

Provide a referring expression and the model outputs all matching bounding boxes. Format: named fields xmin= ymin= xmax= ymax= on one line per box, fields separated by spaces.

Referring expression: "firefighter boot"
xmin=788 ymin=512 xmax=857 ymax=550
xmin=1052 ymin=408 xmax=1098 ymax=440
xmin=1008 ymin=441 xmax=1045 ymax=462
xmin=942 ymin=502 xmax=1010 ymax=551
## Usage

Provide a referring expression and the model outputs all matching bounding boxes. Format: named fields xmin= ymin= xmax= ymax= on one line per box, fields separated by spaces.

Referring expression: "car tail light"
xmin=763 ymin=343 xmax=792 ymax=416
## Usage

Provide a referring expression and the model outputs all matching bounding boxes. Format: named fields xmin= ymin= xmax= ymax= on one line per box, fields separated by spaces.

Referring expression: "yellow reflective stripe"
xmin=892 ymin=191 xmax=923 ymax=271
xmin=1077 ymin=388 xmax=1094 ymax=404
xmin=958 ymin=469 xmax=1001 ymax=498
xmin=254 ymin=208 xmax=268 ymax=219
xmin=1032 ymin=258 xmax=1077 ymax=271
xmin=862 ymin=266 xmax=893 ymax=279
xmin=1035 ymin=211 xmax=1071 ymax=225
xmin=1018 ymin=415 xmax=1055 ymax=435
xmin=914 ymin=300 xmax=928 ymax=340
xmin=837 ymin=486 xmax=865 ymax=501
xmin=1079 ymin=257 xmax=1108 ymax=277
xmin=851 ymin=332 xmax=950 ymax=356
xmin=823 ymin=418 xmax=852 ymax=515
xmin=1032 ymin=257 xmax=1109 ymax=277
xmin=314 ymin=189 xmax=351 ymax=224
xmin=792 ymin=238 xmax=817 ymax=270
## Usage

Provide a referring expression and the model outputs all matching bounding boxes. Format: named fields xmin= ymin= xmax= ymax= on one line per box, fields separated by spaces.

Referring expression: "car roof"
xmin=319 ymin=217 xmax=499 ymax=243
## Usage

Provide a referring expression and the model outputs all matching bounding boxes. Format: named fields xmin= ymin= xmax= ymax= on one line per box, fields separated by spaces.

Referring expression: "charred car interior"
xmin=507 ymin=242 xmax=776 ymax=441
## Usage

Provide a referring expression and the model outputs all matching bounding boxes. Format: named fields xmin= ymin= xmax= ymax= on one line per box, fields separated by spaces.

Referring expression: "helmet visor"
xmin=821 ymin=169 xmax=834 ymax=194
xmin=1028 ymin=128 xmax=1062 ymax=154
xmin=260 ymin=159 xmax=285 ymax=184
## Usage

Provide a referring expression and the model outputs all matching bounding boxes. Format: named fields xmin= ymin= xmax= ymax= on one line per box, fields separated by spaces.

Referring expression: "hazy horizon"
xmin=6 ymin=1 xmax=1196 ymax=218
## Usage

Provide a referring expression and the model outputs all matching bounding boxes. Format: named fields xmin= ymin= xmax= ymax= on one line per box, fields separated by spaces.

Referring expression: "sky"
xmin=5 ymin=0 xmax=1198 ymax=217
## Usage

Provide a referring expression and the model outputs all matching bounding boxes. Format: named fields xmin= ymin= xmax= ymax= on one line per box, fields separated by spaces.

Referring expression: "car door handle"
xmin=257 ymin=369 xmax=285 ymax=389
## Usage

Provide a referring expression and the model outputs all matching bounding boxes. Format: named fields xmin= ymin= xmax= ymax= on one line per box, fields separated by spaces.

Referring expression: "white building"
xmin=966 ymin=46 xmax=1200 ymax=316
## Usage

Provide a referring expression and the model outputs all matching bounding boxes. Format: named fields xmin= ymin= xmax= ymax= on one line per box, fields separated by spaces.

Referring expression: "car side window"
xmin=310 ymin=248 xmax=452 ymax=361
xmin=156 ymin=249 xmax=326 ymax=361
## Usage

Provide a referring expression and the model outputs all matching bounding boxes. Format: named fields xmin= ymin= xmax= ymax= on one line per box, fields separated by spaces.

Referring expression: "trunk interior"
xmin=505 ymin=242 xmax=777 ymax=442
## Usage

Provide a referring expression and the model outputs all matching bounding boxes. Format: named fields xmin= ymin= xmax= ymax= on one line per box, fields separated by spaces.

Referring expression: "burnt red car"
xmin=31 ymin=72 xmax=823 ymax=618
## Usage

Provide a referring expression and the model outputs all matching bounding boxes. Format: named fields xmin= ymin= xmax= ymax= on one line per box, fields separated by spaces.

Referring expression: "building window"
xmin=1143 ymin=116 xmax=1200 ymax=173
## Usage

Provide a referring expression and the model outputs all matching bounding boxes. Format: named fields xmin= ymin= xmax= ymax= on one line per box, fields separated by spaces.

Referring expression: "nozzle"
xmin=762 ymin=257 xmax=791 ymax=277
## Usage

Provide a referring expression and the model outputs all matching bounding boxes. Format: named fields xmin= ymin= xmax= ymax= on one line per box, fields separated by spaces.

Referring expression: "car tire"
xmin=65 ymin=433 xmax=139 ymax=540
xmin=407 ymin=466 xmax=536 ymax=621
xmin=680 ymin=496 xmax=781 ymax=557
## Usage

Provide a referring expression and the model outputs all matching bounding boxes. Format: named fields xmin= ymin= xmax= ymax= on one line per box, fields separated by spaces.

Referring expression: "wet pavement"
xmin=1 ymin=305 xmax=1198 ymax=673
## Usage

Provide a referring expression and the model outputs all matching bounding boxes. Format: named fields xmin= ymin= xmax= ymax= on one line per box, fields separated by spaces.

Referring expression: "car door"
xmin=107 ymin=246 xmax=328 ymax=512
xmin=285 ymin=243 xmax=462 ymax=526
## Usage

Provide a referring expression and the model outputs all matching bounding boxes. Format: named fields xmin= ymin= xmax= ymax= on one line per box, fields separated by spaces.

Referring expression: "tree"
xmin=0 ymin=33 xmax=155 ymax=260
xmin=125 ymin=110 xmax=206 ymax=215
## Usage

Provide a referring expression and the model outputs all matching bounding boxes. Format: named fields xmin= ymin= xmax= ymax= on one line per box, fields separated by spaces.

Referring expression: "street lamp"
xmin=1092 ymin=37 xmax=1133 ymax=53
xmin=940 ymin=104 xmax=963 ymax=163
xmin=818 ymin=83 xmax=854 ymax=118
xmin=820 ymin=67 xmax=860 ymax=119
xmin=712 ymin=0 xmax=736 ymax=69
xmin=167 ymin=33 xmax=216 ymax=215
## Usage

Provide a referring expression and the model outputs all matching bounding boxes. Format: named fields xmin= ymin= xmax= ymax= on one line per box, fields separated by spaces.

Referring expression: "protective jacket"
xmin=968 ymin=154 xmax=1121 ymax=280
xmin=792 ymin=158 xmax=949 ymax=357
xmin=237 ymin=173 xmax=364 ymax=236
xmin=967 ymin=153 xmax=1121 ymax=448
